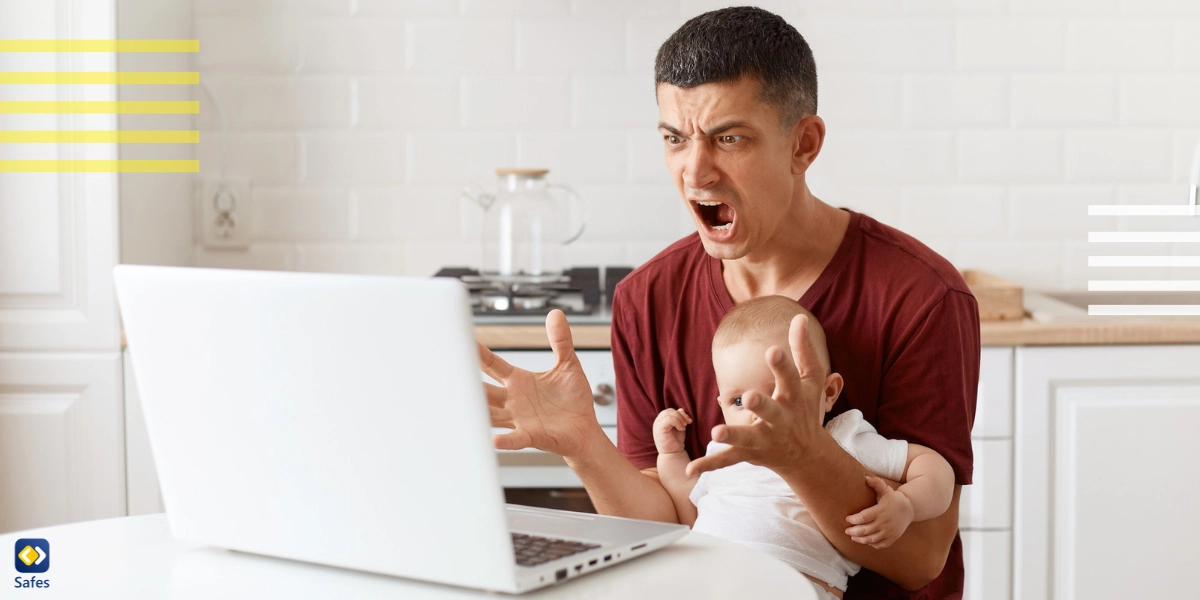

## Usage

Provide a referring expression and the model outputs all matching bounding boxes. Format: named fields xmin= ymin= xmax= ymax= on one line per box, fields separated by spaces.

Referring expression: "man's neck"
xmin=722 ymin=198 xmax=850 ymax=304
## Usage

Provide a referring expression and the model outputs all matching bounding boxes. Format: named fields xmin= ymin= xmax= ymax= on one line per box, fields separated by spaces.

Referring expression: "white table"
xmin=3 ymin=514 xmax=816 ymax=599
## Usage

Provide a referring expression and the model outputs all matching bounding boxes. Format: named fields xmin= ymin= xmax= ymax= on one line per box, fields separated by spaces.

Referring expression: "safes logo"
xmin=13 ymin=539 xmax=50 ymax=590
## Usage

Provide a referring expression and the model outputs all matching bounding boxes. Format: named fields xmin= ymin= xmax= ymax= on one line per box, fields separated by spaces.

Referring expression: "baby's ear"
xmin=823 ymin=372 xmax=844 ymax=409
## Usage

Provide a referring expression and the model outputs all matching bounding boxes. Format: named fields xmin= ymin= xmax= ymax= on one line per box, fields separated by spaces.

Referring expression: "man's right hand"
xmin=478 ymin=309 xmax=604 ymax=459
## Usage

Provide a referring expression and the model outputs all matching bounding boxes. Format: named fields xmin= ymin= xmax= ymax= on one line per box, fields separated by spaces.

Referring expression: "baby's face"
xmin=712 ymin=341 xmax=776 ymax=427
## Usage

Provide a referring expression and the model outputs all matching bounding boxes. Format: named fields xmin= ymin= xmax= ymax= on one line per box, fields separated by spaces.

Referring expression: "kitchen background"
xmin=122 ymin=0 xmax=1200 ymax=288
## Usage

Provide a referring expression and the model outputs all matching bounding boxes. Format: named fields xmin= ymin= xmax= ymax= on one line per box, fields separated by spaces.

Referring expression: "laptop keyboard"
xmin=511 ymin=532 xmax=601 ymax=567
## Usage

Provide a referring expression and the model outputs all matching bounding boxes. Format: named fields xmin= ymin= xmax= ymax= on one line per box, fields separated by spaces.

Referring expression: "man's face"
xmin=657 ymin=76 xmax=799 ymax=261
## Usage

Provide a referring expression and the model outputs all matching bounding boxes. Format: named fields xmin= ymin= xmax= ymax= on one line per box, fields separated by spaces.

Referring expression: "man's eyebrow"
xmin=656 ymin=121 xmax=751 ymax=137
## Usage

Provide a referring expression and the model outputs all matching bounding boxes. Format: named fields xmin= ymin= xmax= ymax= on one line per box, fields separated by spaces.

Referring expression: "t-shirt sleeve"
xmin=611 ymin=283 xmax=663 ymax=470
xmin=876 ymin=289 xmax=979 ymax=485
xmin=828 ymin=410 xmax=909 ymax=482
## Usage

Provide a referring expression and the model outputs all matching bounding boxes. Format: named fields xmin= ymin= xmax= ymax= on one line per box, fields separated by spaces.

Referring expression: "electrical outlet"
xmin=197 ymin=178 xmax=252 ymax=249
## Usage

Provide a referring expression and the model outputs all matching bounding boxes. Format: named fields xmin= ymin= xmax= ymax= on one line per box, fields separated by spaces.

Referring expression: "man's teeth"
xmin=697 ymin=201 xmax=721 ymax=206
xmin=712 ymin=223 xmax=732 ymax=231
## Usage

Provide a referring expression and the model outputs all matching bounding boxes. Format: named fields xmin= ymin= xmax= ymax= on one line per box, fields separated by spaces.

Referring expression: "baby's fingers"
xmin=845 ymin=504 xmax=883 ymax=526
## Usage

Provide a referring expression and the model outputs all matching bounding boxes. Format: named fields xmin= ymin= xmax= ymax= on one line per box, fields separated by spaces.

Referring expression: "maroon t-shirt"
xmin=611 ymin=209 xmax=979 ymax=600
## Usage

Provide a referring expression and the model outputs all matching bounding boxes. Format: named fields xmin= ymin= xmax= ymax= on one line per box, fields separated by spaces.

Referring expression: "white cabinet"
xmin=1014 ymin=345 xmax=1200 ymax=600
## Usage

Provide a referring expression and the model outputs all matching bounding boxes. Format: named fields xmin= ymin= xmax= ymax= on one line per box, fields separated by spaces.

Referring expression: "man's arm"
xmin=564 ymin=433 xmax=682 ymax=523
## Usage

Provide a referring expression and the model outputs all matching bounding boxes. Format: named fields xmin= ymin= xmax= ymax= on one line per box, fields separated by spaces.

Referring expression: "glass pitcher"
xmin=463 ymin=169 xmax=586 ymax=278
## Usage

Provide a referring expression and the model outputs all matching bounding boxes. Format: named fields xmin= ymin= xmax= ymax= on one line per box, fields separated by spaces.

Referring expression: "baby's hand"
xmin=652 ymin=408 xmax=692 ymax=455
xmin=844 ymin=475 xmax=914 ymax=549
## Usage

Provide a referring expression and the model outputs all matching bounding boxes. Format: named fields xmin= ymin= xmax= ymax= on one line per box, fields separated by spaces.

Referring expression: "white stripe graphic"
xmin=1089 ymin=232 xmax=1200 ymax=243
xmin=1088 ymin=256 xmax=1200 ymax=267
xmin=1089 ymin=205 xmax=1199 ymax=216
xmin=1089 ymin=305 xmax=1200 ymax=316
xmin=1088 ymin=280 xmax=1200 ymax=291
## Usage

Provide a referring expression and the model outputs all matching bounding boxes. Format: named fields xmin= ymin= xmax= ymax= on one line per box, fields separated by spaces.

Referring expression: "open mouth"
xmin=695 ymin=201 xmax=735 ymax=231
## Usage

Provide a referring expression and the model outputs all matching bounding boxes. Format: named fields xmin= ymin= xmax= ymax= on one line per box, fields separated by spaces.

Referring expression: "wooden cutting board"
xmin=963 ymin=270 xmax=1024 ymax=321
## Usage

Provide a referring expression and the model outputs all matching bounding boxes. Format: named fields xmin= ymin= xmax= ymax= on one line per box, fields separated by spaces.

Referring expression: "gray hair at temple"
xmin=654 ymin=6 xmax=819 ymax=127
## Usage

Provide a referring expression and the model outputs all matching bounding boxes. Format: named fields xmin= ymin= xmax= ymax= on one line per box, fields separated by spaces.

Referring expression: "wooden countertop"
xmin=476 ymin=318 xmax=1200 ymax=349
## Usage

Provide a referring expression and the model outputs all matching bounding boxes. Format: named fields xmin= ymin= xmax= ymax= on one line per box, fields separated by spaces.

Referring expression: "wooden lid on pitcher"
xmin=495 ymin=168 xmax=549 ymax=177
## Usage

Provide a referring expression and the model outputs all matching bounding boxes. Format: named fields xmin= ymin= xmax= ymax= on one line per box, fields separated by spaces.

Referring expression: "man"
xmin=479 ymin=7 xmax=979 ymax=599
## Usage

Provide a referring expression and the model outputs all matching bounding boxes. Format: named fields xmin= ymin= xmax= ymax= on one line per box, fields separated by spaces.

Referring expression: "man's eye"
xmin=718 ymin=135 xmax=741 ymax=144
xmin=664 ymin=135 xmax=682 ymax=145
xmin=732 ymin=396 xmax=742 ymax=407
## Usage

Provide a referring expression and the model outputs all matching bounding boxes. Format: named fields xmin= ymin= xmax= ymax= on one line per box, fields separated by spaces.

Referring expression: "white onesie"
xmin=688 ymin=409 xmax=908 ymax=592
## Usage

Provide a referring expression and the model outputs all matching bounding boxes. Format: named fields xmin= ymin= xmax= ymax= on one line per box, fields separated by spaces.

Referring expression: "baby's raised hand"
xmin=844 ymin=475 xmax=914 ymax=549
xmin=652 ymin=408 xmax=692 ymax=455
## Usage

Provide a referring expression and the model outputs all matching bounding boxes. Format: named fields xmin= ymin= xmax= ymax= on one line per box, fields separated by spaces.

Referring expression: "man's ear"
xmin=822 ymin=372 xmax=844 ymax=411
xmin=791 ymin=114 xmax=826 ymax=175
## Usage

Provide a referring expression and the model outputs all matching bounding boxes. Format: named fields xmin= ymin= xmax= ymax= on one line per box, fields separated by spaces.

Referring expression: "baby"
xmin=652 ymin=296 xmax=955 ymax=600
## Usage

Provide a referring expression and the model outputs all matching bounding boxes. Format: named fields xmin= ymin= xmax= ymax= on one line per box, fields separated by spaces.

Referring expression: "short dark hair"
xmin=654 ymin=6 xmax=818 ymax=125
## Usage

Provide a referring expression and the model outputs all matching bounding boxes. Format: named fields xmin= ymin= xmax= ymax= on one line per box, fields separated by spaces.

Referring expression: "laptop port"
xmin=574 ymin=564 xmax=583 ymax=572
xmin=555 ymin=569 xmax=568 ymax=581
xmin=588 ymin=559 xmax=598 ymax=566
xmin=603 ymin=555 xmax=612 ymax=562
xmin=631 ymin=543 xmax=646 ymax=551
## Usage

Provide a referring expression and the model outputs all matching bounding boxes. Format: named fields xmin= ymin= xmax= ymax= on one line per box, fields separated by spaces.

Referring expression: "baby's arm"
xmin=652 ymin=408 xmax=700 ymax=527
xmin=846 ymin=443 xmax=955 ymax=549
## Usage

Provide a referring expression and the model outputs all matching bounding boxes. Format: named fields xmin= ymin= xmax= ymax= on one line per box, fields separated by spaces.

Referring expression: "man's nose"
xmin=682 ymin=140 xmax=718 ymax=190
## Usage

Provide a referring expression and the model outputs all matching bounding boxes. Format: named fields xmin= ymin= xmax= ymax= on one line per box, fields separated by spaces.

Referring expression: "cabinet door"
xmin=0 ymin=0 xmax=119 ymax=352
xmin=962 ymin=530 xmax=1011 ymax=600
xmin=1015 ymin=346 xmax=1200 ymax=600
xmin=0 ymin=353 xmax=125 ymax=532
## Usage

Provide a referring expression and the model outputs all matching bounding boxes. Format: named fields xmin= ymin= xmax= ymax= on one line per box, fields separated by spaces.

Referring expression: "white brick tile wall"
xmin=570 ymin=0 xmax=679 ymax=19
xmin=1065 ymin=131 xmax=1172 ymax=183
xmin=958 ymin=132 xmax=1063 ymax=183
xmin=193 ymin=3 xmax=1200 ymax=287
xmin=1067 ymin=20 xmax=1172 ymax=71
xmin=1013 ymin=0 xmax=1119 ymax=16
xmin=516 ymin=19 xmax=624 ymax=73
xmin=354 ymin=0 xmax=458 ymax=17
xmin=408 ymin=132 xmax=518 ymax=185
xmin=354 ymin=187 xmax=463 ymax=242
xmin=463 ymin=76 xmax=569 ymax=129
xmin=819 ymin=131 xmax=955 ymax=183
xmin=803 ymin=19 xmax=954 ymax=71
xmin=252 ymin=187 xmax=351 ymax=241
xmin=200 ymin=75 xmax=352 ymax=129
xmin=900 ymin=185 xmax=1007 ymax=240
xmin=1009 ymin=185 xmax=1116 ymax=240
xmin=199 ymin=132 xmax=302 ymax=183
xmin=1013 ymin=76 xmax=1118 ymax=127
xmin=295 ymin=243 xmax=407 ymax=274
xmin=819 ymin=74 xmax=902 ymax=129
xmin=296 ymin=19 xmax=406 ymax=73
xmin=1176 ymin=21 xmax=1200 ymax=69
xmin=303 ymin=132 xmax=406 ymax=184
xmin=572 ymin=75 xmax=659 ymax=129
xmin=406 ymin=20 xmax=514 ymax=72
xmin=957 ymin=19 xmax=1065 ymax=71
xmin=903 ymin=75 xmax=1008 ymax=127
xmin=1122 ymin=77 xmax=1200 ymax=126
xmin=355 ymin=76 xmax=459 ymax=129
xmin=517 ymin=131 xmax=627 ymax=184
xmin=462 ymin=0 xmax=568 ymax=18
xmin=196 ymin=18 xmax=300 ymax=72
xmin=902 ymin=0 xmax=1006 ymax=16
xmin=1121 ymin=0 xmax=1200 ymax=16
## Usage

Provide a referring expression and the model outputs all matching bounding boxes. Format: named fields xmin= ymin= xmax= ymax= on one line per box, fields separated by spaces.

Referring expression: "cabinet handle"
xmin=592 ymin=383 xmax=615 ymax=406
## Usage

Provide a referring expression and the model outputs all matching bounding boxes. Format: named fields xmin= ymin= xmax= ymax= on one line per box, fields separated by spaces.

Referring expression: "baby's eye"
xmin=732 ymin=396 xmax=743 ymax=407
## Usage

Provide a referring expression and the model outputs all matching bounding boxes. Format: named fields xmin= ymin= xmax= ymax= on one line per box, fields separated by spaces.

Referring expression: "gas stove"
xmin=434 ymin=266 xmax=632 ymax=324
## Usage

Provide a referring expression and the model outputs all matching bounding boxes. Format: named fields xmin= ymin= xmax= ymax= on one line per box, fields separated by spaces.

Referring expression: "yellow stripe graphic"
xmin=0 ymin=72 xmax=199 ymax=84
xmin=0 ymin=160 xmax=199 ymax=173
xmin=0 ymin=130 xmax=199 ymax=143
xmin=0 ymin=101 xmax=198 ymax=114
xmin=0 ymin=40 xmax=199 ymax=53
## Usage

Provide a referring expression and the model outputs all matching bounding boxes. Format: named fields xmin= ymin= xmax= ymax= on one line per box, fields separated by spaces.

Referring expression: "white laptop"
xmin=113 ymin=265 xmax=687 ymax=594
